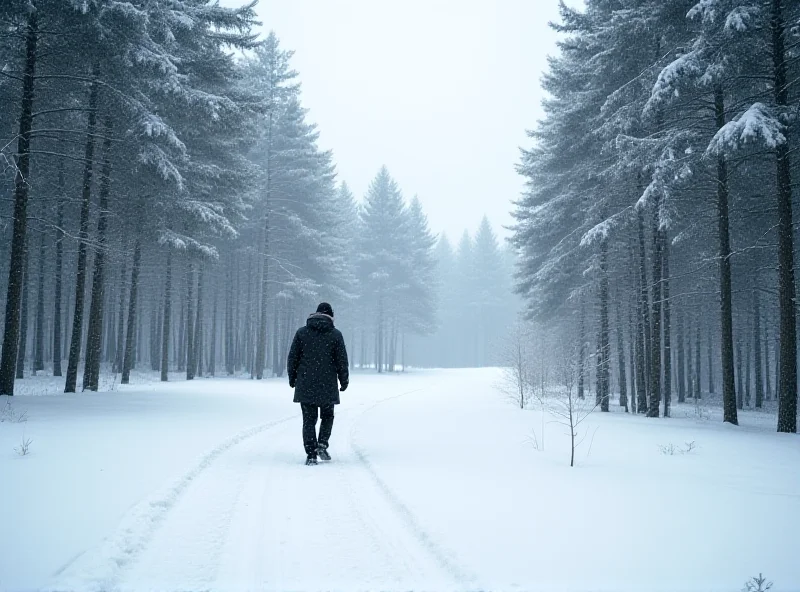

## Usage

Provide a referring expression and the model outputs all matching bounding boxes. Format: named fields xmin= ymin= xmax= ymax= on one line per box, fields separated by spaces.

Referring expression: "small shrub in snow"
xmin=15 ymin=431 xmax=32 ymax=457
xmin=659 ymin=443 xmax=678 ymax=456
xmin=1 ymin=400 xmax=28 ymax=424
xmin=525 ymin=429 xmax=541 ymax=451
xmin=742 ymin=573 xmax=772 ymax=592
xmin=659 ymin=441 xmax=697 ymax=456
xmin=547 ymin=348 xmax=598 ymax=467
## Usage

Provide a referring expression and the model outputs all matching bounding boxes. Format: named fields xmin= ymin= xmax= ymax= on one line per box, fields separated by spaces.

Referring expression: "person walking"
xmin=287 ymin=302 xmax=349 ymax=465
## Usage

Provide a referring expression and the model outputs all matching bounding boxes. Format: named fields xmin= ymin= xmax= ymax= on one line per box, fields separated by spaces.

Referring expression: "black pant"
xmin=301 ymin=403 xmax=334 ymax=457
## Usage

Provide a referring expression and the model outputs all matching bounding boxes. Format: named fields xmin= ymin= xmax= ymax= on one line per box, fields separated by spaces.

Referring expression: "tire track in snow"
xmin=46 ymin=414 xmax=297 ymax=592
xmin=349 ymin=388 xmax=481 ymax=589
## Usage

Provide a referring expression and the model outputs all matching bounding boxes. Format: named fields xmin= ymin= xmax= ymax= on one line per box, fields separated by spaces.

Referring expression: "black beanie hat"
xmin=316 ymin=302 xmax=334 ymax=317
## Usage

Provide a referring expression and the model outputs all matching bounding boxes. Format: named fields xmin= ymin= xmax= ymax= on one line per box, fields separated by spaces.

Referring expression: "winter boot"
xmin=305 ymin=455 xmax=318 ymax=466
xmin=317 ymin=446 xmax=331 ymax=462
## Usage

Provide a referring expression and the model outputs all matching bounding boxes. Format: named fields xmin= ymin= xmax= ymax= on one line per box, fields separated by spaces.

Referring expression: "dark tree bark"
xmin=153 ymin=299 xmax=163 ymax=372
xmin=627 ymin=261 xmax=638 ymax=414
xmin=764 ymin=308 xmax=772 ymax=401
xmin=695 ymin=322 xmax=702 ymax=400
xmin=16 ymin=237 xmax=30 ymax=379
xmin=714 ymin=84 xmax=738 ymax=424
xmin=65 ymin=72 xmax=99 ymax=393
xmin=0 ymin=10 xmax=39 ymax=395
xmin=663 ymin=233 xmax=672 ymax=418
xmin=177 ymin=300 xmax=186 ymax=373
xmin=161 ymin=250 xmax=172 ymax=382
xmin=234 ymin=260 xmax=241 ymax=372
xmin=687 ymin=317 xmax=695 ymax=399
xmin=63 ymin=280 xmax=71 ymax=363
xmin=256 ymin=220 xmax=270 ymax=379
xmin=736 ymin=337 xmax=744 ymax=410
xmin=195 ymin=265 xmax=204 ymax=378
xmin=83 ymin=117 xmax=113 ymax=391
xmin=648 ymin=203 xmax=663 ymax=418
xmin=677 ymin=308 xmax=686 ymax=404
xmin=745 ymin=322 xmax=753 ymax=408
xmin=772 ymin=0 xmax=796 ymax=433
xmin=209 ymin=283 xmax=217 ymax=377
xmin=272 ymin=299 xmax=281 ymax=376
xmin=113 ymin=262 xmax=126 ymax=373
xmin=121 ymin=241 xmax=141 ymax=384
xmin=616 ymin=291 xmax=628 ymax=412
xmin=53 ymin=162 xmax=65 ymax=377
xmin=707 ymin=324 xmax=715 ymax=394
xmin=246 ymin=257 xmax=255 ymax=377
xmin=225 ymin=258 xmax=234 ymax=375
xmin=33 ymin=222 xmax=45 ymax=373
xmin=598 ymin=236 xmax=610 ymax=412
xmin=186 ymin=263 xmax=195 ymax=380
xmin=636 ymin=209 xmax=651 ymax=413
xmin=577 ymin=301 xmax=586 ymax=400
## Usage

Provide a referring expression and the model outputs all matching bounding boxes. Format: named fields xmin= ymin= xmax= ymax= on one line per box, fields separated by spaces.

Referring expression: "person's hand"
xmin=289 ymin=381 xmax=295 ymax=389
xmin=340 ymin=383 xmax=348 ymax=392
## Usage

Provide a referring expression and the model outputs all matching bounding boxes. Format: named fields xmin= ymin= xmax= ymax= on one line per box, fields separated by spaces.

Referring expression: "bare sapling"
xmin=549 ymin=347 xmax=599 ymax=467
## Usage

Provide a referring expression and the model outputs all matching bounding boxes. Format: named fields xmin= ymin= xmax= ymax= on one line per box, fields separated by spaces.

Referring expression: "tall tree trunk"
xmin=0 ymin=11 xmax=38 ymax=395
xmin=599 ymin=236 xmax=610 ymax=412
xmin=687 ymin=317 xmax=695 ymax=400
xmin=772 ymin=0 xmax=797 ymax=433
xmin=272 ymin=299 xmax=281 ymax=376
xmin=745 ymin=323 xmax=753 ymax=408
xmin=193 ymin=265 xmax=203 ymax=378
xmin=627 ymin=261 xmax=638 ymax=414
xmin=764 ymin=307 xmax=772 ymax=402
xmin=736 ymin=336 xmax=744 ymax=410
xmin=714 ymin=84 xmax=738 ymax=424
xmin=663 ymin=233 xmax=672 ymax=418
xmin=256 ymin=208 xmax=270 ymax=379
xmin=648 ymin=202 xmax=662 ymax=418
xmin=210 ymin=282 xmax=218 ymax=377
xmin=33 ymin=222 xmax=45 ymax=373
xmin=65 ymin=71 xmax=99 ymax=393
xmin=577 ymin=300 xmax=586 ymax=400
xmin=53 ymin=162 xmax=65 ymax=377
xmin=83 ymin=117 xmax=112 ymax=391
xmin=226 ymin=259 xmax=234 ymax=376
xmin=616 ymin=292 xmax=628 ymax=412
xmin=637 ymin=209 xmax=651 ymax=412
xmin=677 ymin=308 xmax=686 ymax=403
xmin=154 ymin=299 xmax=163 ymax=372
xmin=695 ymin=322 xmax=702 ymax=400
xmin=113 ymin=262 xmax=126 ymax=373
xmin=160 ymin=250 xmax=172 ymax=382
xmin=177 ymin=299 xmax=186 ymax=373
xmin=377 ymin=287 xmax=385 ymax=374
xmin=234 ymin=260 xmax=241 ymax=372
xmin=245 ymin=256 xmax=254 ymax=377
xmin=16 ymin=238 xmax=30 ymax=379
xmin=186 ymin=263 xmax=195 ymax=380
xmin=707 ymin=323 xmax=715 ymax=394
xmin=63 ymin=280 xmax=71 ymax=362
xmin=121 ymin=241 xmax=141 ymax=384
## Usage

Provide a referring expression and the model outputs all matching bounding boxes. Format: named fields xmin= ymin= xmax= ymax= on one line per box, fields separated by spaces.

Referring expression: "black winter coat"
xmin=287 ymin=313 xmax=349 ymax=405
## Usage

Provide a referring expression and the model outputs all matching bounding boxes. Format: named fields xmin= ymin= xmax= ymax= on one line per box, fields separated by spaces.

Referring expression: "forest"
xmin=0 ymin=0 xmax=517 ymax=399
xmin=511 ymin=0 xmax=800 ymax=432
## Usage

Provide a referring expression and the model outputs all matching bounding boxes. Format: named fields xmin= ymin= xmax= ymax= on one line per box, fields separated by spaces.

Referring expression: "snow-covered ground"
xmin=1 ymin=368 xmax=797 ymax=592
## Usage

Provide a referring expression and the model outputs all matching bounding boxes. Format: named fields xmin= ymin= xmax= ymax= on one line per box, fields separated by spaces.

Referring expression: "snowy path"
xmin=50 ymin=388 xmax=466 ymax=592
xmin=3 ymin=369 xmax=799 ymax=592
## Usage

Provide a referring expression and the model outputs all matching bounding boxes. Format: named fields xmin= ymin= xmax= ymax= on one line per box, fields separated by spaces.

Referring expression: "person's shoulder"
xmin=332 ymin=327 xmax=344 ymax=339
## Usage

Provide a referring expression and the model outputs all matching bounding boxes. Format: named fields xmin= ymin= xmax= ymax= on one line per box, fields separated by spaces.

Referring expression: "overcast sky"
xmin=223 ymin=0 xmax=575 ymax=242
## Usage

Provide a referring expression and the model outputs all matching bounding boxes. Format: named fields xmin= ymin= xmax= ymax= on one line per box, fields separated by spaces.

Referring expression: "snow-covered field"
xmin=1 ymin=368 xmax=797 ymax=592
